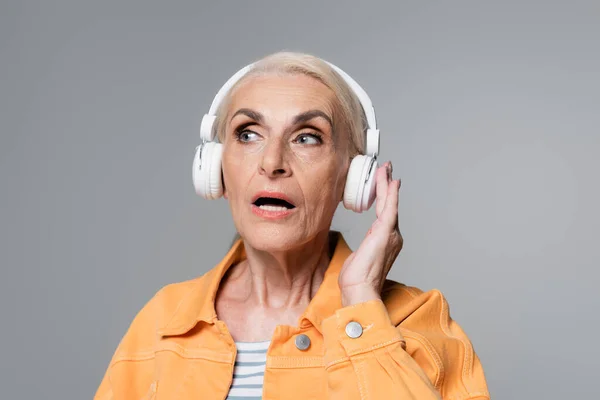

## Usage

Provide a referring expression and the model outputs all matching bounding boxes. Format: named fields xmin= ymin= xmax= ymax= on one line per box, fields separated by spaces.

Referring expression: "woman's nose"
xmin=259 ymin=140 xmax=291 ymax=178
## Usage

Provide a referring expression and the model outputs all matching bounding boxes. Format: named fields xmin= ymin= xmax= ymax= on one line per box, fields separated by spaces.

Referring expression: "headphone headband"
xmin=199 ymin=59 xmax=380 ymax=157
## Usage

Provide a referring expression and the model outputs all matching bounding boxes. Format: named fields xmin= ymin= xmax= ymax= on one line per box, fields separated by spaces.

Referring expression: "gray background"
xmin=1 ymin=1 xmax=598 ymax=399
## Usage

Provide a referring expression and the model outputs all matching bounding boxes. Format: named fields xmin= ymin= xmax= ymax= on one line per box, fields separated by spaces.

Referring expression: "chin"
xmin=240 ymin=223 xmax=307 ymax=252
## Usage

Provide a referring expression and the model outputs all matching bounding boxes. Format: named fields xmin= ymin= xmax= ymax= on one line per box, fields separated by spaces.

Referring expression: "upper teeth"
xmin=258 ymin=205 xmax=289 ymax=211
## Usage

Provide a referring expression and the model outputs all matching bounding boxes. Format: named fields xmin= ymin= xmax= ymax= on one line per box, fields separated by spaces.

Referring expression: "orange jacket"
xmin=95 ymin=233 xmax=489 ymax=399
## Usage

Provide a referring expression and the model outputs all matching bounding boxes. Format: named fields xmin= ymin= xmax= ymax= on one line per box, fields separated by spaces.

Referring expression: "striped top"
xmin=226 ymin=340 xmax=270 ymax=400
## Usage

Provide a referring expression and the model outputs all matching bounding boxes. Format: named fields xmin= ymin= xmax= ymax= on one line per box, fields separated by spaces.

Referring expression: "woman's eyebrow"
xmin=230 ymin=108 xmax=264 ymax=124
xmin=229 ymin=108 xmax=333 ymax=129
xmin=293 ymin=110 xmax=333 ymax=129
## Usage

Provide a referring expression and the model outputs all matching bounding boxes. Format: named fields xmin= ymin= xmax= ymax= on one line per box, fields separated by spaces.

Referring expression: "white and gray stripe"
xmin=226 ymin=340 xmax=270 ymax=400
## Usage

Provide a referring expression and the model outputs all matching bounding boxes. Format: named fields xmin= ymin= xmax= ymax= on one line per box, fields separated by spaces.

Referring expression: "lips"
xmin=251 ymin=191 xmax=296 ymax=209
xmin=251 ymin=191 xmax=297 ymax=220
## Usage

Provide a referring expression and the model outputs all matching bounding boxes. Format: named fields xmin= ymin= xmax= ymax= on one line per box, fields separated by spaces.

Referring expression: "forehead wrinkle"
xmin=226 ymin=74 xmax=346 ymax=144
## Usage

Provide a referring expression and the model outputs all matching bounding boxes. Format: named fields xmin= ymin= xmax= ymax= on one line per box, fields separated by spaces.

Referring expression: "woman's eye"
xmin=237 ymin=130 xmax=260 ymax=143
xmin=294 ymin=133 xmax=322 ymax=145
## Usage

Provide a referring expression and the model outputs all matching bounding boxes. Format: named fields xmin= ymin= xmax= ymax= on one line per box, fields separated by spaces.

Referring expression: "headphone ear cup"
xmin=343 ymin=155 xmax=378 ymax=213
xmin=344 ymin=155 xmax=377 ymax=213
xmin=361 ymin=158 xmax=377 ymax=211
xmin=343 ymin=156 xmax=364 ymax=212
xmin=192 ymin=142 xmax=224 ymax=199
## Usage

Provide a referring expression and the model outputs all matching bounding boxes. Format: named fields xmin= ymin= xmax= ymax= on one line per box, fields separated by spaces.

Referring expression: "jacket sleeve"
xmin=321 ymin=290 xmax=490 ymax=400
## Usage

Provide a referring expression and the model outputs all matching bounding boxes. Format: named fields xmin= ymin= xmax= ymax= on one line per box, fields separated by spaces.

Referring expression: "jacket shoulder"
xmin=155 ymin=276 xmax=205 ymax=318
xmin=108 ymin=275 xmax=207 ymax=363
xmin=95 ymin=274 xmax=214 ymax=399
xmin=381 ymin=279 xmax=450 ymax=325
xmin=381 ymin=280 xmax=490 ymax=399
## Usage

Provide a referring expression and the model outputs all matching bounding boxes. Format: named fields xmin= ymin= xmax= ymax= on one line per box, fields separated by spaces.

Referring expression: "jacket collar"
xmin=158 ymin=232 xmax=351 ymax=337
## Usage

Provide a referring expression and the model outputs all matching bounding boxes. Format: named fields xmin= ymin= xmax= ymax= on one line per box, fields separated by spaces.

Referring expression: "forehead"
xmin=227 ymin=73 xmax=336 ymax=119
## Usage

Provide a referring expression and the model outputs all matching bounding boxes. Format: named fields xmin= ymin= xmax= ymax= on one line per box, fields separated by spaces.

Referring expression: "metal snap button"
xmin=295 ymin=334 xmax=311 ymax=350
xmin=345 ymin=321 xmax=363 ymax=339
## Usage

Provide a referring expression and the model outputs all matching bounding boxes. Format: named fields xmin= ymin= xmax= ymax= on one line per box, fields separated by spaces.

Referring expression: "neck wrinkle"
xmin=240 ymin=229 xmax=333 ymax=310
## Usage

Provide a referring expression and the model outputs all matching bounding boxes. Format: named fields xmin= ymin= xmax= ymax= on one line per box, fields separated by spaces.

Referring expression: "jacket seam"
xmin=111 ymin=351 xmax=156 ymax=364
xmin=401 ymin=330 xmax=445 ymax=391
xmin=447 ymin=392 xmax=490 ymax=400
xmin=153 ymin=347 xmax=233 ymax=362
xmin=350 ymin=355 xmax=368 ymax=400
xmin=325 ymin=336 xmax=403 ymax=368
xmin=267 ymin=356 xmax=324 ymax=368
xmin=346 ymin=336 xmax=403 ymax=357
xmin=110 ymin=346 xmax=233 ymax=365
xmin=435 ymin=290 xmax=474 ymax=394
xmin=325 ymin=355 xmax=351 ymax=369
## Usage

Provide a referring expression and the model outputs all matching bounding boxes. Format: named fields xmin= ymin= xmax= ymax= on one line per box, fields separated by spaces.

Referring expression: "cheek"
xmin=300 ymin=159 xmax=347 ymax=208
xmin=222 ymin=149 xmax=262 ymax=206
xmin=222 ymin=151 xmax=244 ymax=198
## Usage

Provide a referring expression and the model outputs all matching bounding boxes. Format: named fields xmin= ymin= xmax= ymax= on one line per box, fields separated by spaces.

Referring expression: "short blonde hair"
xmin=212 ymin=52 xmax=367 ymax=157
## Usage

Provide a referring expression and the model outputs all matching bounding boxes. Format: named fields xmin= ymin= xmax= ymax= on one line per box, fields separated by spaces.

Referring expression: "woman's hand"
xmin=338 ymin=162 xmax=403 ymax=307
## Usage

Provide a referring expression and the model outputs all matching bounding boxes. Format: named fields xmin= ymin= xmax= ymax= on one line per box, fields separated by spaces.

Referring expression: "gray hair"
xmin=212 ymin=51 xmax=367 ymax=158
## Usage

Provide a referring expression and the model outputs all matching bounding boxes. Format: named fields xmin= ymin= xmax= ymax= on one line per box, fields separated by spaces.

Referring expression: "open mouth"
xmin=253 ymin=197 xmax=296 ymax=211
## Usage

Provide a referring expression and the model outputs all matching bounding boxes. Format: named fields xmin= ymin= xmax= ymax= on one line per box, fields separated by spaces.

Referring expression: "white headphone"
xmin=192 ymin=59 xmax=380 ymax=213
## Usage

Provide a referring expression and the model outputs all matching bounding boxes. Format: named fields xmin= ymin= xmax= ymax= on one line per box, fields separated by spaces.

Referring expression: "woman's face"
xmin=221 ymin=73 xmax=350 ymax=251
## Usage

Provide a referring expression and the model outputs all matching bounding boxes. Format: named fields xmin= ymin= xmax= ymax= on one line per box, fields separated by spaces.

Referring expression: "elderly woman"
xmin=95 ymin=52 xmax=489 ymax=400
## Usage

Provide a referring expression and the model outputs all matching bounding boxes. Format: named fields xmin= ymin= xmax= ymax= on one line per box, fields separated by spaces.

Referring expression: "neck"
xmin=232 ymin=230 xmax=334 ymax=310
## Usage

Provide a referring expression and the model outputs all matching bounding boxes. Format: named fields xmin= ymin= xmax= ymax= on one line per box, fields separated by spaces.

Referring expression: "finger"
xmin=381 ymin=179 xmax=401 ymax=231
xmin=375 ymin=162 xmax=391 ymax=217
xmin=394 ymin=178 xmax=401 ymax=232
